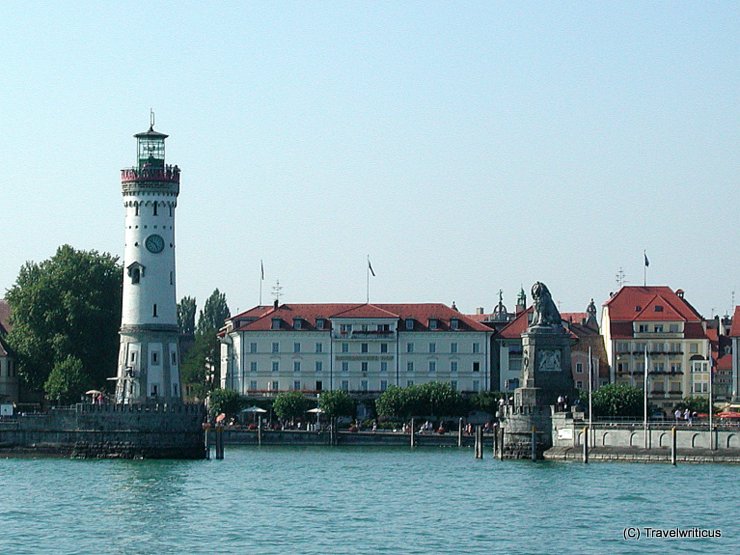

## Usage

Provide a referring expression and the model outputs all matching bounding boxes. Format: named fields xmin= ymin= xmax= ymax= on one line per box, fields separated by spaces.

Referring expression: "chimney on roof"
xmin=476 ymin=307 xmax=485 ymax=315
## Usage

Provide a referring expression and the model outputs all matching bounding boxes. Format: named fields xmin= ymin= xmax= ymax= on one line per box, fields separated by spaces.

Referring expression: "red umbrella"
xmin=716 ymin=412 xmax=740 ymax=419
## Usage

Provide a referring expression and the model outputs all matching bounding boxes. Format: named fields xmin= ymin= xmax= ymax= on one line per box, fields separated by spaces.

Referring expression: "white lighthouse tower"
xmin=115 ymin=115 xmax=182 ymax=404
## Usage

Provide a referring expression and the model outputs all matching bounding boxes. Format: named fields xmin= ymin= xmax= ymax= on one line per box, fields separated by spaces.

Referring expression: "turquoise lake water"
xmin=0 ymin=447 xmax=737 ymax=554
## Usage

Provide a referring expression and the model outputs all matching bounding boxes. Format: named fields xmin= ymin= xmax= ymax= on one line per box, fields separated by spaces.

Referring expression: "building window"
xmin=473 ymin=362 xmax=480 ymax=372
xmin=153 ymin=202 xmax=158 ymax=216
xmin=429 ymin=319 xmax=438 ymax=330
xmin=361 ymin=362 xmax=368 ymax=373
xmin=250 ymin=342 xmax=257 ymax=353
xmin=361 ymin=343 xmax=368 ymax=353
xmin=272 ymin=342 xmax=279 ymax=353
xmin=294 ymin=342 xmax=301 ymax=353
xmin=472 ymin=343 xmax=480 ymax=354
xmin=451 ymin=342 xmax=457 ymax=354
xmin=271 ymin=380 xmax=279 ymax=391
xmin=450 ymin=361 xmax=457 ymax=373
xmin=690 ymin=343 xmax=698 ymax=354
xmin=316 ymin=318 xmax=325 ymax=329
xmin=131 ymin=268 xmax=140 ymax=284
xmin=293 ymin=380 xmax=301 ymax=391
xmin=342 ymin=343 xmax=349 ymax=353
xmin=134 ymin=204 xmax=139 ymax=216
xmin=342 ymin=362 xmax=349 ymax=373
xmin=377 ymin=324 xmax=390 ymax=332
xmin=670 ymin=363 xmax=682 ymax=373
xmin=638 ymin=324 xmax=648 ymax=333
xmin=451 ymin=319 xmax=459 ymax=330
xmin=272 ymin=361 xmax=279 ymax=372
xmin=576 ymin=380 xmax=583 ymax=389
xmin=405 ymin=319 xmax=414 ymax=330
xmin=429 ymin=361 xmax=436 ymax=372
xmin=429 ymin=342 xmax=436 ymax=353
xmin=249 ymin=380 xmax=257 ymax=391
xmin=315 ymin=361 xmax=323 ymax=373
xmin=341 ymin=380 xmax=349 ymax=392
xmin=151 ymin=384 xmax=158 ymax=397
xmin=407 ymin=380 xmax=414 ymax=387
xmin=654 ymin=325 xmax=663 ymax=333
xmin=316 ymin=380 xmax=323 ymax=391
xmin=380 ymin=362 xmax=388 ymax=373
xmin=340 ymin=324 xmax=352 ymax=334
xmin=361 ymin=380 xmax=368 ymax=392
xmin=250 ymin=362 xmax=257 ymax=372
xmin=152 ymin=351 xmax=159 ymax=365
xmin=407 ymin=361 xmax=414 ymax=372
xmin=380 ymin=343 xmax=388 ymax=353
xmin=576 ymin=363 xmax=583 ymax=374
xmin=153 ymin=304 xmax=158 ymax=317
xmin=172 ymin=352 xmax=177 ymax=365
xmin=407 ymin=342 xmax=414 ymax=353
xmin=450 ymin=380 xmax=457 ymax=391
xmin=315 ymin=343 xmax=323 ymax=353
xmin=130 ymin=352 xmax=137 ymax=363
xmin=380 ymin=380 xmax=388 ymax=392
xmin=293 ymin=318 xmax=302 ymax=330
xmin=472 ymin=380 xmax=480 ymax=391
xmin=294 ymin=361 xmax=301 ymax=373
xmin=669 ymin=324 xmax=679 ymax=333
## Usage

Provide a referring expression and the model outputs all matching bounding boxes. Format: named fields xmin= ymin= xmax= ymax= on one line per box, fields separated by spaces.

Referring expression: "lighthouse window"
xmin=152 ymin=352 xmax=159 ymax=364
xmin=131 ymin=268 xmax=140 ymax=284
xmin=153 ymin=304 xmax=158 ymax=317
xmin=153 ymin=203 xmax=158 ymax=216
xmin=135 ymin=204 xmax=139 ymax=216
xmin=169 ymin=205 xmax=173 ymax=217
xmin=170 ymin=271 xmax=173 ymax=285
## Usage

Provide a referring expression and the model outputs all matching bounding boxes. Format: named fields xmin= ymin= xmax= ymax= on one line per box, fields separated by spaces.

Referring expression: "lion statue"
xmin=529 ymin=281 xmax=562 ymax=328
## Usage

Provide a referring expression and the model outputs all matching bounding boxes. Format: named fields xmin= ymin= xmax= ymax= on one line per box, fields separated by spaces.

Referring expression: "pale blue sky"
xmin=0 ymin=1 xmax=737 ymax=318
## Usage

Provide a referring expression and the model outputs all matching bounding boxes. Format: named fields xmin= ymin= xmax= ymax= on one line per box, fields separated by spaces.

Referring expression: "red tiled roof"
xmin=230 ymin=303 xmax=492 ymax=333
xmin=730 ymin=306 xmax=740 ymax=337
xmin=717 ymin=352 xmax=732 ymax=372
xmin=603 ymin=286 xmax=703 ymax=322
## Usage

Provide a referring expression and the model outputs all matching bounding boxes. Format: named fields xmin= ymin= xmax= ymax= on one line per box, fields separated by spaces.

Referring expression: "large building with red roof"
xmin=0 ymin=299 xmax=19 ymax=404
xmin=219 ymin=302 xmax=493 ymax=397
xmin=729 ymin=306 xmax=740 ymax=402
xmin=601 ymin=286 xmax=712 ymax=410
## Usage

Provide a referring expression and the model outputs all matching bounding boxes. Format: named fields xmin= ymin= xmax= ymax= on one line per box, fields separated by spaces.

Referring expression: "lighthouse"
xmin=115 ymin=116 xmax=181 ymax=404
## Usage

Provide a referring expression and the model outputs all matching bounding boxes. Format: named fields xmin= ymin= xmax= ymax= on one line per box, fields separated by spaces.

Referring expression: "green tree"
xmin=375 ymin=385 xmax=407 ymax=419
xmin=44 ymin=355 xmax=87 ymax=404
xmin=196 ymin=289 xmax=230 ymax=336
xmin=177 ymin=296 xmax=196 ymax=335
xmin=180 ymin=333 xmax=212 ymax=399
xmin=319 ymin=390 xmax=355 ymax=418
xmin=273 ymin=391 xmax=310 ymax=422
xmin=419 ymin=382 xmax=464 ymax=416
xmin=591 ymin=383 xmax=643 ymax=418
xmin=208 ymin=388 xmax=243 ymax=418
xmin=470 ymin=391 xmax=505 ymax=415
xmin=6 ymin=245 xmax=122 ymax=395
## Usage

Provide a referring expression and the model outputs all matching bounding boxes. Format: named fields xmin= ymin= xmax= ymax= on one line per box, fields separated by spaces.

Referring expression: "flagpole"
xmin=709 ymin=350 xmax=714 ymax=450
xmin=643 ymin=250 xmax=647 ymax=286
xmin=644 ymin=348 xmax=649 ymax=449
xmin=366 ymin=255 xmax=370 ymax=304
xmin=259 ymin=260 xmax=264 ymax=306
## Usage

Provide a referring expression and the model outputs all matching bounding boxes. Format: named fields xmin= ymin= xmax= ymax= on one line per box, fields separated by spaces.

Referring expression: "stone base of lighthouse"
xmin=117 ymin=324 xmax=181 ymax=404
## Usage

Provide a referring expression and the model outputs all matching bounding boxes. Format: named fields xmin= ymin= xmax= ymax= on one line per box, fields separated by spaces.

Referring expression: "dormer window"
xmin=293 ymin=318 xmax=302 ymax=330
xmin=405 ymin=319 xmax=414 ymax=331
xmin=450 ymin=318 xmax=459 ymax=330
xmin=316 ymin=318 xmax=325 ymax=330
xmin=429 ymin=319 xmax=438 ymax=330
xmin=635 ymin=306 xmax=642 ymax=312
xmin=655 ymin=305 xmax=664 ymax=312
xmin=271 ymin=318 xmax=281 ymax=330
xmin=126 ymin=262 xmax=145 ymax=284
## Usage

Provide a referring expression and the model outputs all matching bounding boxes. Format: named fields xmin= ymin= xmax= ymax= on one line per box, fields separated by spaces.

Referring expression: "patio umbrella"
xmin=307 ymin=407 xmax=324 ymax=426
xmin=85 ymin=390 xmax=103 ymax=395
xmin=241 ymin=406 xmax=267 ymax=414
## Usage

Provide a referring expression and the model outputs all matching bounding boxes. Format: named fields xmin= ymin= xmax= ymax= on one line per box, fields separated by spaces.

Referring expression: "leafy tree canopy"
xmin=44 ymin=355 xmax=87 ymax=404
xmin=590 ymin=383 xmax=643 ymax=418
xmin=6 ymin=245 xmax=122 ymax=396
xmin=196 ymin=289 xmax=230 ymax=336
xmin=272 ymin=391 xmax=310 ymax=421
xmin=177 ymin=296 xmax=196 ymax=336
xmin=376 ymin=382 xmax=465 ymax=419
xmin=319 ymin=390 xmax=354 ymax=418
xmin=208 ymin=388 xmax=243 ymax=418
xmin=674 ymin=396 xmax=710 ymax=415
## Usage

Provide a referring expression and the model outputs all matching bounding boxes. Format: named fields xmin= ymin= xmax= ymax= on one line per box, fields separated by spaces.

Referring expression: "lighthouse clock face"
xmin=145 ymin=234 xmax=165 ymax=254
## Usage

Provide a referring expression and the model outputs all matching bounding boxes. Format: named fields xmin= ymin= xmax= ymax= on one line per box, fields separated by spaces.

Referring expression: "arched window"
xmin=153 ymin=202 xmax=158 ymax=216
xmin=131 ymin=268 xmax=140 ymax=284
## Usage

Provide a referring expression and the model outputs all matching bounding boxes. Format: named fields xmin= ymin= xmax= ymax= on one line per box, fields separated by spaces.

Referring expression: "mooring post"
xmin=493 ymin=423 xmax=498 ymax=458
xmin=203 ymin=422 xmax=211 ymax=460
xmin=498 ymin=427 xmax=505 ymax=460
xmin=458 ymin=418 xmax=463 ymax=448
xmin=215 ymin=424 xmax=224 ymax=460
xmin=583 ymin=426 xmax=589 ymax=464
xmin=410 ymin=418 xmax=416 ymax=448
xmin=531 ymin=426 xmax=537 ymax=461
xmin=474 ymin=426 xmax=483 ymax=459
xmin=671 ymin=426 xmax=677 ymax=466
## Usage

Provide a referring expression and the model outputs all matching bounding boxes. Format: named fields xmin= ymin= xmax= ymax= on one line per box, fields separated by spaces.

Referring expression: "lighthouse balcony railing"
xmin=121 ymin=165 xmax=180 ymax=184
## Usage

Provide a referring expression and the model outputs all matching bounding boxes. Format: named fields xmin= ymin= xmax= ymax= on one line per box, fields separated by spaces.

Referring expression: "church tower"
xmin=115 ymin=116 xmax=181 ymax=404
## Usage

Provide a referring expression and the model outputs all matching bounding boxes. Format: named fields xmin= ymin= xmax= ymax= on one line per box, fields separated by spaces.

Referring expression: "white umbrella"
xmin=242 ymin=406 xmax=267 ymax=414
xmin=307 ymin=408 xmax=324 ymax=414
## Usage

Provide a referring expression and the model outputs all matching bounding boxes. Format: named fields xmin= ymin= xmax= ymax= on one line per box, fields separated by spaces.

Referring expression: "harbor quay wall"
xmin=551 ymin=414 xmax=740 ymax=451
xmin=0 ymin=403 xmax=206 ymax=459
xmin=216 ymin=428 xmax=477 ymax=448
